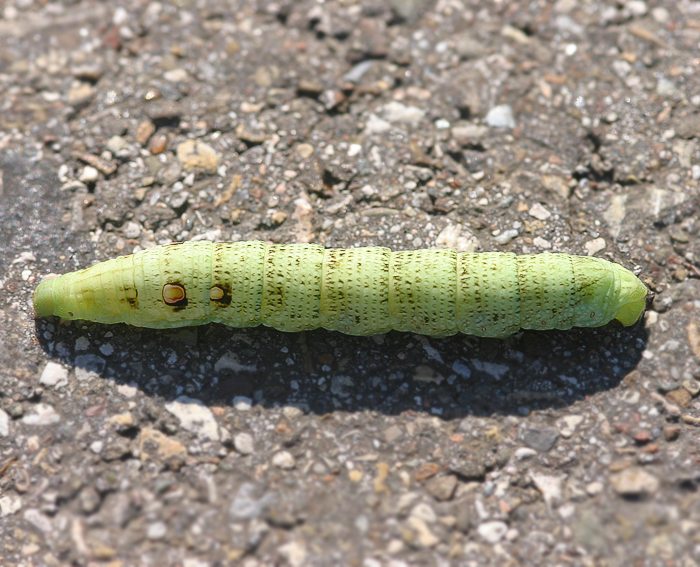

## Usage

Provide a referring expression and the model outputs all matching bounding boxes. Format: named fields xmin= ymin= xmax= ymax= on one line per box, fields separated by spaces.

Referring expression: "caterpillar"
xmin=32 ymin=241 xmax=648 ymax=337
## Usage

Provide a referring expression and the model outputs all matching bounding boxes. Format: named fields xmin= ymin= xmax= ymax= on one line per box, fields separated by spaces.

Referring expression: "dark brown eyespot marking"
xmin=124 ymin=287 xmax=139 ymax=308
xmin=163 ymin=283 xmax=187 ymax=307
xmin=209 ymin=283 xmax=232 ymax=306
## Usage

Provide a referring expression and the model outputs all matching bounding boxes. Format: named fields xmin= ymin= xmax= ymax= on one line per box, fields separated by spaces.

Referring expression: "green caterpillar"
xmin=33 ymin=241 xmax=648 ymax=337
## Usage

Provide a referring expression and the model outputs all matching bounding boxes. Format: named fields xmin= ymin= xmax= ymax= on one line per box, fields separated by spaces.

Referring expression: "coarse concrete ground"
xmin=1 ymin=1 xmax=699 ymax=565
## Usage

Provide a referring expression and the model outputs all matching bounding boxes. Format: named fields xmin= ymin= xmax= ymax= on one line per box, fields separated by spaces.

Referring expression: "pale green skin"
xmin=33 ymin=241 xmax=648 ymax=338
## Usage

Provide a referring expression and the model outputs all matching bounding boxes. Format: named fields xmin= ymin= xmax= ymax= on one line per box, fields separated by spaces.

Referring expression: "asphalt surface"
xmin=1 ymin=1 xmax=699 ymax=565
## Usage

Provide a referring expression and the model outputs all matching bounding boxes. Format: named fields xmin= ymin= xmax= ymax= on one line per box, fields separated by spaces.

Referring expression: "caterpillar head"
xmin=611 ymin=267 xmax=648 ymax=326
xmin=569 ymin=257 xmax=647 ymax=329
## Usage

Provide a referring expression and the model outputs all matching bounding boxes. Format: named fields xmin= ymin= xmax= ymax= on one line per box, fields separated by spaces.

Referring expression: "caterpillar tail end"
xmin=613 ymin=270 xmax=648 ymax=327
xmin=33 ymin=278 xmax=58 ymax=318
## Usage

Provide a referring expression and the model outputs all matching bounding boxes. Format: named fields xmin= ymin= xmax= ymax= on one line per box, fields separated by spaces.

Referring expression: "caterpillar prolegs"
xmin=33 ymin=241 xmax=648 ymax=337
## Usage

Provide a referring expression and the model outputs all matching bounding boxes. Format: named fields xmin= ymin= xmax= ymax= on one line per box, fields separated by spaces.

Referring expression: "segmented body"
xmin=33 ymin=241 xmax=648 ymax=337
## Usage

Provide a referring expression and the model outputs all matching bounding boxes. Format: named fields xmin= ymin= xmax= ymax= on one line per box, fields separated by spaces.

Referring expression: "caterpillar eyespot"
xmin=33 ymin=241 xmax=648 ymax=338
xmin=162 ymin=283 xmax=187 ymax=306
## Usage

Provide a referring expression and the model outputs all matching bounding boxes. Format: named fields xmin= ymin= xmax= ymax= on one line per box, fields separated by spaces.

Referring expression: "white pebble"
xmin=651 ymin=7 xmax=669 ymax=23
xmin=626 ymin=1 xmax=647 ymax=17
xmin=0 ymin=409 xmax=10 ymax=437
xmin=494 ymin=229 xmax=519 ymax=244
xmin=585 ymin=237 xmax=606 ymax=256
xmin=78 ymin=166 xmax=99 ymax=184
xmin=164 ymin=68 xmax=188 ymax=82
xmin=39 ymin=362 xmax=68 ymax=388
xmin=147 ymin=521 xmax=167 ymax=540
xmin=477 ymin=521 xmax=508 ymax=544
xmin=485 ymin=105 xmax=516 ymax=129
xmin=22 ymin=404 xmax=60 ymax=426
xmin=381 ymin=101 xmax=425 ymax=125
xmin=272 ymin=450 xmax=296 ymax=469
xmin=122 ymin=221 xmax=141 ymax=239
xmin=233 ymin=432 xmax=255 ymax=455
xmin=165 ymin=396 xmax=220 ymax=441
xmin=528 ymin=203 xmax=551 ymax=220
xmin=364 ymin=114 xmax=391 ymax=135
xmin=232 ymin=396 xmax=253 ymax=411
xmin=514 ymin=447 xmax=537 ymax=460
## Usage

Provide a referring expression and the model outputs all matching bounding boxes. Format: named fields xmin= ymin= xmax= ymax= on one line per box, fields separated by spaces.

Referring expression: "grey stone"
xmin=229 ymin=483 xmax=273 ymax=521
xmin=519 ymin=426 xmax=559 ymax=452
xmin=74 ymin=354 xmax=106 ymax=381
xmin=425 ymin=475 xmax=458 ymax=501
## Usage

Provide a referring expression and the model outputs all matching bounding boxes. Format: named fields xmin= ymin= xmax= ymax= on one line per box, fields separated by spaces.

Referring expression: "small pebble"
xmin=682 ymin=379 xmax=700 ymax=397
xmin=381 ymin=101 xmax=425 ymax=125
xmin=106 ymin=136 xmax=130 ymax=156
xmin=514 ymin=447 xmax=537 ymax=460
xmin=176 ymin=140 xmax=221 ymax=173
xmin=520 ymin=426 xmax=559 ymax=452
xmin=451 ymin=123 xmax=488 ymax=145
xmin=0 ymin=409 xmax=10 ymax=437
xmin=22 ymin=404 xmax=60 ymax=426
xmin=147 ymin=521 xmax=167 ymax=540
xmin=585 ymin=238 xmax=606 ymax=256
xmin=232 ymin=396 xmax=253 ymax=411
xmin=0 ymin=494 xmax=22 ymax=517
xmin=477 ymin=521 xmax=508 ymax=544
xmin=99 ymin=343 xmax=114 ymax=356
xmin=67 ymin=82 xmax=96 ymax=106
xmin=528 ymin=203 xmax=551 ymax=220
xmin=135 ymin=120 xmax=156 ymax=145
xmin=425 ymin=475 xmax=458 ymax=502
xmin=494 ymin=229 xmax=519 ymax=245
xmin=148 ymin=134 xmax=169 ymax=154
xmin=486 ymin=105 xmax=516 ymax=128
xmin=122 ymin=221 xmax=141 ymax=239
xmin=79 ymin=166 xmax=99 ymax=184
xmin=165 ymin=396 xmax=220 ymax=441
xmin=272 ymin=450 xmax=296 ymax=469
xmin=610 ymin=467 xmax=659 ymax=498
xmin=164 ymin=68 xmax=189 ymax=82
xmin=39 ymin=362 xmax=68 ymax=388
xmin=233 ymin=432 xmax=255 ymax=455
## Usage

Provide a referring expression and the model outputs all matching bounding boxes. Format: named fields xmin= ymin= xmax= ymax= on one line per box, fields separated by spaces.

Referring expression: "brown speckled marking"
xmin=124 ymin=286 xmax=138 ymax=308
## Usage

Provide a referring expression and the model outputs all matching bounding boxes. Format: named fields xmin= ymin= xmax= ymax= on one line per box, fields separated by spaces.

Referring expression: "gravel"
xmin=1 ymin=0 xmax=699 ymax=565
